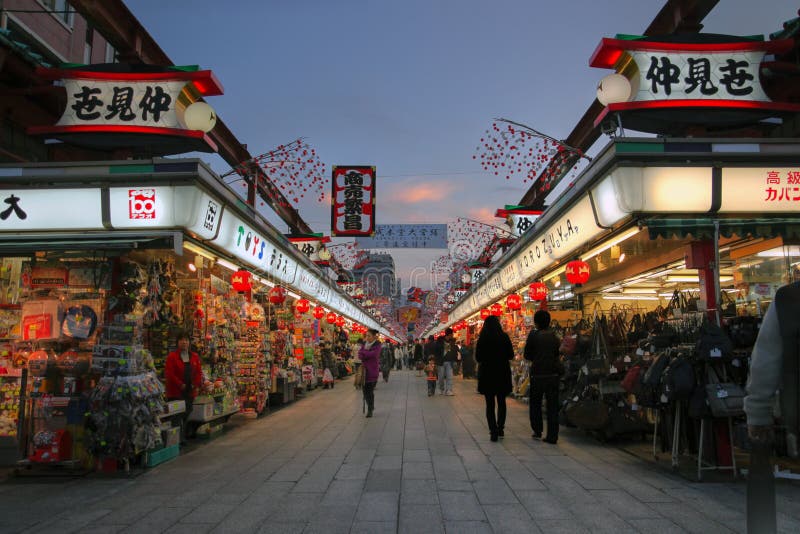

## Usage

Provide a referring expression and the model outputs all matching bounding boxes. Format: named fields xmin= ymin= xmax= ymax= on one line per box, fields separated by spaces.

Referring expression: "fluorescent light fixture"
xmin=217 ymin=258 xmax=238 ymax=272
xmin=618 ymin=253 xmax=626 ymax=263
xmin=603 ymin=295 xmax=660 ymax=301
xmin=543 ymin=266 xmax=566 ymax=282
xmin=667 ymin=275 xmax=733 ymax=283
xmin=602 ymin=284 xmax=623 ymax=293
xmin=187 ymin=263 xmax=197 ymax=273
xmin=286 ymin=290 xmax=301 ymax=300
xmin=183 ymin=242 xmax=216 ymax=261
xmin=580 ymin=228 xmax=640 ymax=262
xmin=621 ymin=288 xmax=656 ymax=294
xmin=757 ymin=246 xmax=800 ymax=257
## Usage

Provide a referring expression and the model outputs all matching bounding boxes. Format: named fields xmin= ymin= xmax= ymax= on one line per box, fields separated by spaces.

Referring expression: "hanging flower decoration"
xmin=565 ymin=260 xmax=591 ymax=286
xmin=528 ymin=282 xmax=548 ymax=301
xmin=473 ymin=119 xmax=589 ymax=188
xmin=327 ymin=242 xmax=368 ymax=270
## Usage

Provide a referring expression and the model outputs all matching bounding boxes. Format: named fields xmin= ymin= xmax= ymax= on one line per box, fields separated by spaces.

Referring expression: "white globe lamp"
xmin=596 ymin=73 xmax=632 ymax=107
xmin=182 ymin=101 xmax=217 ymax=132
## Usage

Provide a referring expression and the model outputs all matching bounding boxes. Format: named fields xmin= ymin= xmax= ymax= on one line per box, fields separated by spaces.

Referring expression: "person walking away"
xmin=425 ymin=357 xmax=438 ymax=396
xmin=475 ymin=316 xmax=514 ymax=441
xmin=414 ymin=340 xmax=425 ymax=376
xmin=461 ymin=342 xmax=476 ymax=379
xmin=524 ymin=310 xmax=562 ymax=444
xmin=443 ymin=328 xmax=458 ymax=395
xmin=320 ymin=341 xmax=335 ymax=389
xmin=380 ymin=342 xmax=394 ymax=382
xmin=165 ymin=333 xmax=203 ymax=441
xmin=359 ymin=329 xmax=382 ymax=417
xmin=744 ymin=281 xmax=800 ymax=533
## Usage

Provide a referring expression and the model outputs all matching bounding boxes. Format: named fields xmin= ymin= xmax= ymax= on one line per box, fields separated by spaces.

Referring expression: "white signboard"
xmin=721 ymin=167 xmax=800 ymax=212
xmin=515 ymin=195 xmax=604 ymax=281
xmin=58 ymin=80 xmax=186 ymax=130
xmin=213 ymin=213 xmax=297 ymax=285
xmin=630 ymin=50 xmax=769 ymax=103
xmin=0 ymin=189 xmax=102 ymax=229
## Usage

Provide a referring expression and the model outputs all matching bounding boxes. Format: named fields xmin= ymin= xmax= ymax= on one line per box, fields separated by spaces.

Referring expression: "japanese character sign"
xmin=357 ymin=224 xmax=448 ymax=249
xmin=58 ymin=80 xmax=187 ymax=129
xmin=331 ymin=166 xmax=376 ymax=237
xmin=720 ymin=167 xmax=800 ymax=213
xmin=632 ymin=50 xmax=769 ymax=103
xmin=287 ymin=234 xmax=331 ymax=263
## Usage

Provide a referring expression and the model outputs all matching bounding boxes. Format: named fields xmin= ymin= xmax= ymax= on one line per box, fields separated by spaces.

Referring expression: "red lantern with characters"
xmin=565 ymin=260 xmax=591 ymax=286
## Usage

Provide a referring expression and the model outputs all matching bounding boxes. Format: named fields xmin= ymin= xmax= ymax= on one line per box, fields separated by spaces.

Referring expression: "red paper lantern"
xmin=480 ymin=308 xmax=490 ymax=320
xmin=490 ymin=303 xmax=503 ymax=316
xmin=506 ymin=294 xmax=522 ymax=310
xmin=295 ymin=299 xmax=310 ymax=314
xmin=313 ymin=306 xmax=325 ymax=319
xmin=335 ymin=316 xmax=345 ymax=327
xmin=565 ymin=260 xmax=591 ymax=286
xmin=326 ymin=312 xmax=337 ymax=324
xmin=268 ymin=286 xmax=287 ymax=305
xmin=231 ymin=270 xmax=252 ymax=292
xmin=528 ymin=282 xmax=548 ymax=301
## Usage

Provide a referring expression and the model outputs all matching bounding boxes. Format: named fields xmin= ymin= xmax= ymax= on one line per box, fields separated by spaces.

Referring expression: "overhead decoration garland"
xmin=447 ymin=218 xmax=498 ymax=262
xmin=224 ymin=138 xmax=327 ymax=208
xmin=473 ymin=118 xmax=590 ymax=189
xmin=327 ymin=242 xmax=367 ymax=271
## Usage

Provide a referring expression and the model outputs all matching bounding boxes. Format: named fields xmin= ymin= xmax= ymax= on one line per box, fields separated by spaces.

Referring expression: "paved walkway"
xmin=1 ymin=371 xmax=799 ymax=533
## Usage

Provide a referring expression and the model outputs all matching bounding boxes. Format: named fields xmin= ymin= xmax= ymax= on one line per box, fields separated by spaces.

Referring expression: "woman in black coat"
xmin=475 ymin=315 xmax=514 ymax=442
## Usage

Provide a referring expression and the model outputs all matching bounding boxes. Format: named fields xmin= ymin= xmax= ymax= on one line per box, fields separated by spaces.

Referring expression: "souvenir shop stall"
xmin=0 ymin=158 xmax=386 ymax=471
xmin=434 ymin=137 xmax=800 ymax=478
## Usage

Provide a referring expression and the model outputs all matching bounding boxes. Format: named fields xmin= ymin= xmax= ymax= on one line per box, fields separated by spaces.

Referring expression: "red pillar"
xmin=686 ymin=240 xmax=717 ymax=322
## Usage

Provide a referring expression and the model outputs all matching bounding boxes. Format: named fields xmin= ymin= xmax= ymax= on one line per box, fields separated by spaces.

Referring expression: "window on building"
xmin=83 ymin=25 xmax=93 ymax=64
xmin=105 ymin=42 xmax=116 ymax=64
xmin=40 ymin=0 xmax=74 ymax=27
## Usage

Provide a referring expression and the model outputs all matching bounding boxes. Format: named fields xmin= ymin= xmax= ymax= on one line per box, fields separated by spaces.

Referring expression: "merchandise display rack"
xmin=236 ymin=321 xmax=268 ymax=417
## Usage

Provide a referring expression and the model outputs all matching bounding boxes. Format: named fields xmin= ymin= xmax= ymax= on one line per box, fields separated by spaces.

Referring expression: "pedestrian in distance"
xmin=475 ymin=316 xmax=514 ymax=442
xmin=425 ymin=356 xmax=438 ymax=396
xmin=524 ymin=310 xmax=563 ymax=444
xmin=359 ymin=329 xmax=382 ymax=418
xmin=380 ymin=341 xmax=394 ymax=382
xmin=744 ymin=280 xmax=800 ymax=533
xmin=442 ymin=328 xmax=458 ymax=395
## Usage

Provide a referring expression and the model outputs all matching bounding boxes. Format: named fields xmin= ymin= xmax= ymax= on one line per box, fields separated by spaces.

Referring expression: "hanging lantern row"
xmin=506 ymin=293 xmax=522 ymax=311
xmin=268 ymin=286 xmax=286 ymax=305
xmin=295 ymin=298 xmax=310 ymax=314
xmin=231 ymin=269 xmax=252 ymax=293
xmin=480 ymin=308 xmax=490 ymax=320
xmin=565 ymin=260 xmax=591 ymax=286
xmin=529 ymin=282 xmax=548 ymax=301
xmin=313 ymin=306 xmax=326 ymax=319
xmin=490 ymin=303 xmax=503 ymax=316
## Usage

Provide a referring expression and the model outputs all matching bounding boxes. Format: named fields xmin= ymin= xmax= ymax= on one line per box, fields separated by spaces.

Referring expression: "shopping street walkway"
xmin=1 ymin=371 xmax=800 ymax=534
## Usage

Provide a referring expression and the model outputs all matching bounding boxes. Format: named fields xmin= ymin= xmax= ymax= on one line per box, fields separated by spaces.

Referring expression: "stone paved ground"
xmin=1 ymin=370 xmax=799 ymax=533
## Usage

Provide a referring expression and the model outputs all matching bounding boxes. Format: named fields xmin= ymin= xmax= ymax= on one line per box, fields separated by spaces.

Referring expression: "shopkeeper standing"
xmin=165 ymin=333 xmax=203 ymax=437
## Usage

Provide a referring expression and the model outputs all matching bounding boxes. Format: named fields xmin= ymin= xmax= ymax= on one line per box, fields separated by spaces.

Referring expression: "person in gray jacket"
xmin=744 ymin=281 xmax=799 ymax=455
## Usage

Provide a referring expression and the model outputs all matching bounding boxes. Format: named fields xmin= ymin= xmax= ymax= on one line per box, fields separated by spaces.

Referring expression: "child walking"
xmin=425 ymin=357 xmax=437 ymax=397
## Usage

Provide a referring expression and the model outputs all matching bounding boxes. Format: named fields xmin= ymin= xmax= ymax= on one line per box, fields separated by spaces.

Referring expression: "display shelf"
xmin=235 ymin=322 xmax=268 ymax=415
xmin=187 ymin=407 xmax=238 ymax=423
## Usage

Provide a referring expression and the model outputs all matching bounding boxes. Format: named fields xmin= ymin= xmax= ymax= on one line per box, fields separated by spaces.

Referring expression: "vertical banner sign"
xmin=331 ymin=166 xmax=376 ymax=237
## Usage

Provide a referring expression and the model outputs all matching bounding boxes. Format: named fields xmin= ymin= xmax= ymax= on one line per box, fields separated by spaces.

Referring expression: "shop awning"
xmin=0 ymin=231 xmax=182 ymax=255
xmin=646 ymin=218 xmax=800 ymax=240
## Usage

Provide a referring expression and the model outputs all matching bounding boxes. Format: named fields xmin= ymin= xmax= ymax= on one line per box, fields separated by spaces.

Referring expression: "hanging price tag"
xmin=635 ymin=348 xmax=644 ymax=356
xmin=732 ymin=358 xmax=741 ymax=368
xmin=609 ymin=365 xmax=618 ymax=374
xmin=617 ymin=401 xmax=625 ymax=407
xmin=660 ymin=394 xmax=668 ymax=403
xmin=581 ymin=365 xmax=588 ymax=374
xmin=631 ymin=403 xmax=639 ymax=411
xmin=717 ymin=388 xmax=729 ymax=399
xmin=624 ymin=355 xmax=632 ymax=363
xmin=573 ymin=396 xmax=579 ymax=402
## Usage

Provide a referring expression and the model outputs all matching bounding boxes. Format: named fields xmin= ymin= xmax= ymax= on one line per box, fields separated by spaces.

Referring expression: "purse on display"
xmin=705 ymin=382 xmax=745 ymax=418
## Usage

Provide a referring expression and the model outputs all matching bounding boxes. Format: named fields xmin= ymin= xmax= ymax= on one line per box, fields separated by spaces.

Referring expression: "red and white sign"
xmin=590 ymin=37 xmax=799 ymax=125
xmin=128 ymin=189 xmax=156 ymax=220
xmin=27 ymin=67 xmax=223 ymax=151
xmin=331 ymin=166 xmax=376 ymax=237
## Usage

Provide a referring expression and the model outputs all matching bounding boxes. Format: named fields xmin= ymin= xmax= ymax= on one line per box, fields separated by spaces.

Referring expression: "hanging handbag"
xmin=585 ymin=320 xmax=609 ymax=377
xmin=705 ymin=382 xmax=745 ymax=418
xmin=565 ymin=398 xmax=609 ymax=430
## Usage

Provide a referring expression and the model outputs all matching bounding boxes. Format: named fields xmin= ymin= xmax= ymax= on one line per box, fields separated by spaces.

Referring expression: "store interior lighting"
xmin=603 ymin=294 xmax=660 ymax=301
xmin=183 ymin=242 xmax=216 ymax=262
xmin=216 ymin=258 xmax=238 ymax=272
xmin=757 ymin=246 xmax=800 ymax=257
xmin=187 ymin=263 xmax=197 ymax=272
xmin=667 ymin=275 xmax=733 ymax=283
xmin=580 ymin=227 xmax=640 ymax=262
xmin=286 ymin=290 xmax=301 ymax=300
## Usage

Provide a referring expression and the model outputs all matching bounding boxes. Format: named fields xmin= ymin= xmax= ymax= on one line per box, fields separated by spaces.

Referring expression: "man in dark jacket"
xmin=442 ymin=328 xmax=458 ymax=395
xmin=524 ymin=310 xmax=562 ymax=444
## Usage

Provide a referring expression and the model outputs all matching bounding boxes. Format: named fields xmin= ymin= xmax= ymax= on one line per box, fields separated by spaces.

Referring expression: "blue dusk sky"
xmin=126 ymin=0 xmax=796 ymax=289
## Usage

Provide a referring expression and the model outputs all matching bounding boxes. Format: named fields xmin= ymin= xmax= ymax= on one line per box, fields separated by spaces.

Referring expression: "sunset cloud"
xmin=390 ymin=182 xmax=455 ymax=204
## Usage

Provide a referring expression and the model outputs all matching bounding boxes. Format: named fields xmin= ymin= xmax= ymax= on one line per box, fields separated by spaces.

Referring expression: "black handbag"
xmin=565 ymin=399 xmax=609 ymax=430
xmin=705 ymin=382 xmax=745 ymax=418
